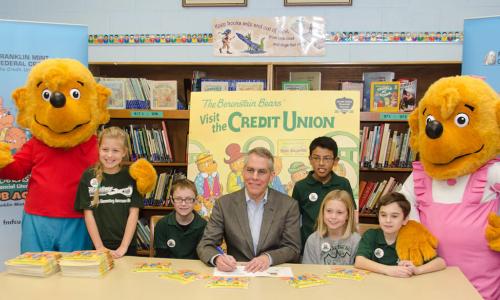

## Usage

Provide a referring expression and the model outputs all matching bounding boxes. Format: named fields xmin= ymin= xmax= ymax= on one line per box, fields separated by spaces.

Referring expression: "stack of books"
xmin=5 ymin=252 xmax=61 ymax=277
xmin=59 ymin=250 xmax=114 ymax=278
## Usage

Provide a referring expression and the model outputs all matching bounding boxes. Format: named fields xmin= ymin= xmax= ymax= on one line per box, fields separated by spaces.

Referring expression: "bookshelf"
xmin=91 ymin=61 xmax=462 ymax=229
xmin=358 ymin=112 xmax=415 ymax=224
xmin=106 ymin=109 xmax=188 ymax=255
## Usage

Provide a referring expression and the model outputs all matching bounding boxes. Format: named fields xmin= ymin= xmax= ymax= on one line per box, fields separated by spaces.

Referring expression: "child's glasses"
xmin=172 ymin=197 xmax=196 ymax=204
xmin=310 ymin=156 xmax=335 ymax=162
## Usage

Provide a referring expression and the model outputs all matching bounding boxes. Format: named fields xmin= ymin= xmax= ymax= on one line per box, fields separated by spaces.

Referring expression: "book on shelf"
xmin=370 ymin=81 xmax=400 ymax=112
xmin=289 ymin=71 xmax=321 ymax=90
xmin=358 ymin=181 xmax=376 ymax=210
xmin=282 ymin=81 xmax=311 ymax=90
xmin=124 ymin=124 xmax=173 ymax=163
xmin=398 ymin=78 xmax=417 ymax=112
xmin=144 ymin=170 xmax=186 ymax=207
xmin=136 ymin=218 xmax=151 ymax=250
xmin=200 ymin=79 xmax=267 ymax=91
xmin=360 ymin=124 xmax=414 ymax=169
xmin=191 ymin=70 xmax=207 ymax=92
xmin=340 ymin=81 xmax=364 ymax=109
xmin=97 ymin=78 xmax=126 ymax=109
xmin=361 ymin=71 xmax=395 ymax=112
xmin=200 ymin=79 xmax=230 ymax=91
xmin=234 ymin=79 xmax=266 ymax=91
xmin=149 ymin=80 xmax=178 ymax=110
xmin=96 ymin=77 xmax=181 ymax=110
xmin=359 ymin=178 xmax=402 ymax=212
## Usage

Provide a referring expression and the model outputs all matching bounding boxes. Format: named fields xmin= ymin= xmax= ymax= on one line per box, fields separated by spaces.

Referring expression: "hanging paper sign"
xmin=213 ymin=16 xmax=325 ymax=57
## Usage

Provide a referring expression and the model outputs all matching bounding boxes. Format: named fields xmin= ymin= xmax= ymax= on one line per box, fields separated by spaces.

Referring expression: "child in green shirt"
xmin=292 ymin=136 xmax=354 ymax=249
xmin=355 ymin=192 xmax=446 ymax=277
xmin=154 ymin=178 xmax=207 ymax=259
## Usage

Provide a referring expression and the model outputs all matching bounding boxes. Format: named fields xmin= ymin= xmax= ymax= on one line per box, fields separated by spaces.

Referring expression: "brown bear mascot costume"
xmin=397 ymin=76 xmax=500 ymax=300
xmin=0 ymin=59 xmax=156 ymax=254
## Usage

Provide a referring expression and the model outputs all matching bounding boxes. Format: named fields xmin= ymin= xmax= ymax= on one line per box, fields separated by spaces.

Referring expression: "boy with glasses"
xmin=154 ymin=179 xmax=207 ymax=258
xmin=292 ymin=136 xmax=355 ymax=250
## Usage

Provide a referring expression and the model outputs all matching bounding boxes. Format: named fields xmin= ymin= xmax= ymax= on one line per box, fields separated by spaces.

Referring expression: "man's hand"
xmin=396 ymin=220 xmax=438 ymax=266
xmin=244 ymin=254 xmax=270 ymax=273
xmin=215 ymin=254 xmax=237 ymax=272
xmin=486 ymin=212 xmax=500 ymax=251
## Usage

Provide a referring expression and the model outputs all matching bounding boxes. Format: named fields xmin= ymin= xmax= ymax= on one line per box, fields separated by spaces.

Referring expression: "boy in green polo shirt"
xmin=154 ymin=179 xmax=207 ymax=259
xmin=292 ymin=136 xmax=354 ymax=249
xmin=355 ymin=192 xmax=446 ymax=277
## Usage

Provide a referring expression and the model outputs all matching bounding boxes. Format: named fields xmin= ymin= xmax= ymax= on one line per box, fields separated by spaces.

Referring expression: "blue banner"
xmin=462 ymin=16 xmax=500 ymax=92
xmin=0 ymin=19 xmax=87 ymax=269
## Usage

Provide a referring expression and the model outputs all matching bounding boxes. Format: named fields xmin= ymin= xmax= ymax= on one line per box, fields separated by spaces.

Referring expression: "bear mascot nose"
xmin=425 ymin=119 xmax=443 ymax=139
xmin=50 ymin=91 xmax=66 ymax=108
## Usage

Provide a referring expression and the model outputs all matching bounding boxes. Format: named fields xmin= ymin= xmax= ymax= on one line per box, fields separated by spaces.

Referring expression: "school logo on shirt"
xmin=309 ymin=192 xmax=318 ymax=202
xmin=321 ymin=242 xmax=331 ymax=252
xmin=167 ymin=239 xmax=176 ymax=248
xmin=374 ymin=248 xmax=384 ymax=258
xmin=90 ymin=178 xmax=99 ymax=188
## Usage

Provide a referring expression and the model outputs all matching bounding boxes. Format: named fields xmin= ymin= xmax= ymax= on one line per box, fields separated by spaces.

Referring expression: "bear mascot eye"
xmin=454 ymin=113 xmax=469 ymax=128
xmin=70 ymin=88 xmax=81 ymax=100
xmin=41 ymin=89 xmax=52 ymax=101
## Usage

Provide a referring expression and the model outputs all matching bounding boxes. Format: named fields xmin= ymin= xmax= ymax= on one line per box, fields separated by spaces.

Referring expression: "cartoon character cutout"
xmin=219 ymin=29 xmax=234 ymax=54
xmin=224 ymin=143 xmax=245 ymax=193
xmin=194 ymin=152 xmax=223 ymax=218
xmin=0 ymin=97 xmax=27 ymax=153
xmin=484 ymin=51 xmax=497 ymax=65
xmin=286 ymin=161 xmax=309 ymax=196
xmin=270 ymin=156 xmax=286 ymax=194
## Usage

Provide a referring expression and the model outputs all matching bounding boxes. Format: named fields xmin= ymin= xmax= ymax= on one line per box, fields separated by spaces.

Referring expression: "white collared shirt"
xmin=245 ymin=189 xmax=268 ymax=255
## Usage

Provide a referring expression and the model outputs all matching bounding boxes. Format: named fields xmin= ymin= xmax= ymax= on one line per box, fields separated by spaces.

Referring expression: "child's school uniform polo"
xmin=356 ymin=228 xmax=399 ymax=265
xmin=154 ymin=212 xmax=207 ymax=259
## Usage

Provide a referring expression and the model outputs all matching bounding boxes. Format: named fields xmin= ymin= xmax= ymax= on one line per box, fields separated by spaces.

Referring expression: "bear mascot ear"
xmin=95 ymin=83 xmax=111 ymax=125
xmin=11 ymin=87 xmax=31 ymax=130
xmin=408 ymin=107 xmax=419 ymax=153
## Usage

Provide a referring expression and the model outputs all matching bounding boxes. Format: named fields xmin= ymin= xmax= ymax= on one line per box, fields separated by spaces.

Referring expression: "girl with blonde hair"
xmin=74 ymin=126 xmax=143 ymax=258
xmin=302 ymin=189 xmax=360 ymax=265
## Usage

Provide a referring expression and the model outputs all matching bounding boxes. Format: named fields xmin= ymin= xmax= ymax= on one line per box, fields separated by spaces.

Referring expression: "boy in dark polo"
xmin=292 ymin=136 xmax=354 ymax=249
xmin=154 ymin=179 xmax=207 ymax=259
xmin=355 ymin=192 xmax=445 ymax=277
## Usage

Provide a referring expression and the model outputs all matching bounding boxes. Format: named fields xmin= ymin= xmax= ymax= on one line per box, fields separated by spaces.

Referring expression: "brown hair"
xmin=316 ymin=190 xmax=357 ymax=239
xmin=376 ymin=192 xmax=411 ymax=218
xmin=91 ymin=126 xmax=129 ymax=207
xmin=244 ymin=147 xmax=274 ymax=172
xmin=171 ymin=178 xmax=197 ymax=197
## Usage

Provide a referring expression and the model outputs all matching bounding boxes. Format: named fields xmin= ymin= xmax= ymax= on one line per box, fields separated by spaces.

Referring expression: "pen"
xmin=215 ymin=246 xmax=225 ymax=255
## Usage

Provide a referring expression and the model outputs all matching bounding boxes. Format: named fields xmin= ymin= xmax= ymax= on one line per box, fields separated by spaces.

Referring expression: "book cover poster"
xmin=98 ymin=79 xmax=126 ymax=109
xmin=213 ymin=16 xmax=325 ymax=57
xmin=188 ymin=91 xmax=360 ymax=218
xmin=398 ymin=78 xmax=417 ymax=112
xmin=149 ymin=80 xmax=177 ymax=110
xmin=370 ymin=82 xmax=400 ymax=112
xmin=0 ymin=19 xmax=87 ymax=270
xmin=463 ymin=16 xmax=500 ymax=92
xmin=289 ymin=72 xmax=321 ymax=90
xmin=361 ymin=72 xmax=395 ymax=112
